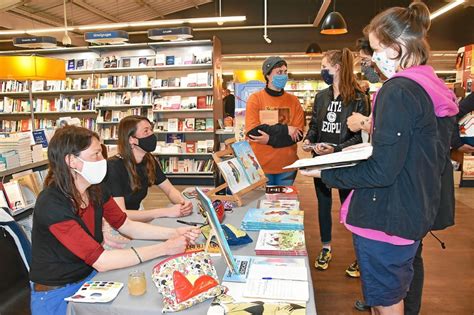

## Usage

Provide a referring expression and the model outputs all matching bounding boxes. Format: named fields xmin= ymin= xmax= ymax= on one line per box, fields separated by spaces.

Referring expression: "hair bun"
xmin=408 ymin=1 xmax=431 ymax=31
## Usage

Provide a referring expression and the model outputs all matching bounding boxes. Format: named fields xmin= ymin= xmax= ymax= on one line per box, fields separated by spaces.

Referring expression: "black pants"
xmin=404 ymin=241 xmax=424 ymax=315
xmin=313 ymin=178 xmax=351 ymax=244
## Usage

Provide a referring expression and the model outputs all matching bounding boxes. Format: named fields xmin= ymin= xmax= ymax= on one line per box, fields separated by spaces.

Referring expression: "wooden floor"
xmin=144 ymin=157 xmax=474 ymax=314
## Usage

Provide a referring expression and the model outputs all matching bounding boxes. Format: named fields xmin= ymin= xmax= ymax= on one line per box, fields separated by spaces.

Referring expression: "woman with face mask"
xmin=303 ymin=49 xmax=369 ymax=272
xmin=30 ymin=126 xmax=200 ymax=315
xmin=101 ymin=116 xmax=194 ymax=247
xmin=301 ymin=2 xmax=458 ymax=314
xmin=245 ymin=56 xmax=305 ymax=185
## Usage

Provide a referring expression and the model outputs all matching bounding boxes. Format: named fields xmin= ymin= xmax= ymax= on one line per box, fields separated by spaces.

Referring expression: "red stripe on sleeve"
xmin=49 ymin=220 xmax=105 ymax=266
xmin=103 ymin=197 xmax=127 ymax=229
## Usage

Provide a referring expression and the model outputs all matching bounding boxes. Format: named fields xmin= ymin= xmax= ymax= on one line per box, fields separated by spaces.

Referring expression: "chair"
xmin=0 ymin=223 xmax=31 ymax=315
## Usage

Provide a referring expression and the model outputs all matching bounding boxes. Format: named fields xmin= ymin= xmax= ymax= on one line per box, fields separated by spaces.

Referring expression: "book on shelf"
xmin=121 ymin=58 xmax=131 ymax=68
xmin=196 ymin=140 xmax=207 ymax=153
xmin=165 ymin=133 xmax=184 ymax=144
xmin=67 ymin=59 xmax=75 ymax=71
xmin=265 ymin=186 xmax=299 ymax=201
xmin=75 ymin=59 xmax=85 ymax=70
xmin=185 ymin=141 xmax=196 ymax=153
xmin=240 ymin=207 xmax=304 ymax=231
xmin=2 ymin=180 xmax=36 ymax=213
xmin=195 ymin=118 xmax=206 ymax=131
xmin=165 ymin=55 xmax=175 ymax=65
xmin=184 ymin=118 xmax=195 ymax=131
xmin=205 ymin=118 xmax=214 ymax=131
xmin=155 ymin=54 xmax=165 ymax=66
xmin=167 ymin=118 xmax=178 ymax=132
xmin=255 ymin=230 xmax=307 ymax=256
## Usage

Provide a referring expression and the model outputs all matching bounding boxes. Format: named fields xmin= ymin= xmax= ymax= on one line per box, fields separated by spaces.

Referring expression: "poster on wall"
xmin=234 ymin=81 xmax=265 ymax=141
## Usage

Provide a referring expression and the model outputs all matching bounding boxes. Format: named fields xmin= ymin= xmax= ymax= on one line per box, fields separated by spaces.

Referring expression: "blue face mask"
xmin=321 ymin=69 xmax=334 ymax=85
xmin=271 ymin=74 xmax=288 ymax=90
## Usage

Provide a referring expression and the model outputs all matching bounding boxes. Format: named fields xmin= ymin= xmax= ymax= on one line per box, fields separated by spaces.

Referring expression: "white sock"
xmin=322 ymin=244 xmax=331 ymax=251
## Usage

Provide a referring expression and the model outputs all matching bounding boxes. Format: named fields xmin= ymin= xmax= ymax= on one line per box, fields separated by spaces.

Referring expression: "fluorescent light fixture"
xmin=0 ymin=16 xmax=246 ymax=35
xmin=430 ymin=0 xmax=465 ymax=20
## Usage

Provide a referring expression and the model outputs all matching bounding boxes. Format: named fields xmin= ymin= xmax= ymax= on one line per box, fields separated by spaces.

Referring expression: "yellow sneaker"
xmin=315 ymin=248 xmax=332 ymax=270
xmin=345 ymin=260 xmax=360 ymax=278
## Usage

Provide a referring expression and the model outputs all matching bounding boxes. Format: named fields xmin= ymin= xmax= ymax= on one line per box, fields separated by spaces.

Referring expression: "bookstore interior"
xmin=0 ymin=1 xmax=473 ymax=314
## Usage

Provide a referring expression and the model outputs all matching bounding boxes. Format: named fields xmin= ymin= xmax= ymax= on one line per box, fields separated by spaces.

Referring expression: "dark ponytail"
xmin=363 ymin=1 xmax=431 ymax=69
xmin=323 ymin=49 xmax=363 ymax=105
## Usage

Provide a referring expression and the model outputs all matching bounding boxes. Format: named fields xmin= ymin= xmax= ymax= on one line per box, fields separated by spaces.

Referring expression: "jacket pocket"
xmin=372 ymin=129 xmax=404 ymax=146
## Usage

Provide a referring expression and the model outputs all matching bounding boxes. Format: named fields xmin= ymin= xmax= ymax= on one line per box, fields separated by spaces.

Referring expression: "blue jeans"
xmin=31 ymin=271 xmax=97 ymax=315
xmin=266 ymin=171 xmax=297 ymax=186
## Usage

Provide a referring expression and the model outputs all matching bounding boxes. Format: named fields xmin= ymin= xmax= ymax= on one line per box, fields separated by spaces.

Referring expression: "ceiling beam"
xmin=10 ymin=6 xmax=69 ymax=27
xmin=71 ymin=0 xmax=121 ymax=23
xmin=134 ymin=0 xmax=165 ymax=18
xmin=313 ymin=0 xmax=331 ymax=27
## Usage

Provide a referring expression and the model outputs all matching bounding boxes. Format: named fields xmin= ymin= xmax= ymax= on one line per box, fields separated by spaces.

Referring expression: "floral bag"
xmin=152 ymin=252 xmax=226 ymax=313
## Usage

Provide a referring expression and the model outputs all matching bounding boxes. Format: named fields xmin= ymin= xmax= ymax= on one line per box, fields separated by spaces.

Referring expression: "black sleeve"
xmin=247 ymin=123 xmax=297 ymax=148
xmin=451 ymin=120 xmax=464 ymax=149
xmin=153 ymin=157 xmax=167 ymax=185
xmin=103 ymin=159 xmax=126 ymax=197
xmin=457 ymin=93 xmax=474 ymax=120
xmin=34 ymin=187 xmax=77 ymax=227
xmin=336 ymin=94 xmax=370 ymax=152
xmin=304 ymin=93 xmax=320 ymax=143
xmin=321 ymin=80 xmax=416 ymax=189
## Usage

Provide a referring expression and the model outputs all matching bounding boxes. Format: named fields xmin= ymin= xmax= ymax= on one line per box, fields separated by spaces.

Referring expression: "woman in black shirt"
xmin=30 ymin=126 xmax=199 ymax=315
xmin=103 ymin=116 xmax=193 ymax=246
xmin=303 ymin=48 xmax=369 ymax=272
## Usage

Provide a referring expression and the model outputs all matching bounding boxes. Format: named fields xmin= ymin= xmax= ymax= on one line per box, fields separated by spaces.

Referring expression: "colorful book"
xmin=240 ymin=208 xmax=304 ymax=231
xmin=255 ymin=230 xmax=307 ymax=256
xmin=184 ymin=118 xmax=195 ymax=131
xmin=184 ymin=243 xmax=221 ymax=256
xmin=231 ymin=140 xmax=265 ymax=184
xmin=265 ymin=185 xmax=299 ymax=201
xmin=257 ymin=199 xmax=300 ymax=211
xmin=218 ymin=158 xmax=251 ymax=194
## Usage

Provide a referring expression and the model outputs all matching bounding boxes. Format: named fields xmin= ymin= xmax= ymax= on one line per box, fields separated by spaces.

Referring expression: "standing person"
xmin=303 ymin=48 xmax=369 ymax=271
xmin=451 ymin=93 xmax=474 ymax=153
xmin=30 ymin=126 xmax=199 ymax=315
xmin=301 ymin=2 xmax=458 ymax=314
xmin=223 ymin=87 xmax=236 ymax=118
xmin=245 ymin=56 xmax=305 ymax=186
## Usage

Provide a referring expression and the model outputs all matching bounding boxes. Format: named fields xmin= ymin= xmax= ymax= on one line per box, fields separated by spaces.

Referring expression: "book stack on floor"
xmin=0 ymin=132 xmax=33 ymax=167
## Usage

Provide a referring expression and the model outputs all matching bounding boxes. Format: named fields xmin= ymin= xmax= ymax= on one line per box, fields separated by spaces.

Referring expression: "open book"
xmin=284 ymin=145 xmax=373 ymax=170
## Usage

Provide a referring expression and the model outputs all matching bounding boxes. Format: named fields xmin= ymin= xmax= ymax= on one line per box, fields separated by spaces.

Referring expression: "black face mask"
xmin=362 ymin=64 xmax=380 ymax=83
xmin=135 ymin=134 xmax=157 ymax=152
xmin=321 ymin=69 xmax=334 ymax=85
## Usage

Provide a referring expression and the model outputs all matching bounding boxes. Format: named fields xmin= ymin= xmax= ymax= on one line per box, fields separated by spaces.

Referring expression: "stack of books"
xmin=0 ymin=132 xmax=32 ymax=167
xmin=240 ymin=207 xmax=304 ymax=231
xmin=265 ymin=185 xmax=299 ymax=201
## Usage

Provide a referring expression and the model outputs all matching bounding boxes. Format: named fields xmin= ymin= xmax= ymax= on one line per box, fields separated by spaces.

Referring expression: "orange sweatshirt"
xmin=245 ymin=89 xmax=305 ymax=174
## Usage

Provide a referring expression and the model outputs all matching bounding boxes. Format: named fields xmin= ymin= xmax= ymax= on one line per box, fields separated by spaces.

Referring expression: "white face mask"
xmin=73 ymin=157 xmax=107 ymax=185
xmin=372 ymin=50 xmax=398 ymax=79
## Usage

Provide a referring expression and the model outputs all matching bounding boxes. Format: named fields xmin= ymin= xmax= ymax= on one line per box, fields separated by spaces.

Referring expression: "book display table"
xmin=67 ymin=190 xmax=317 ymax=315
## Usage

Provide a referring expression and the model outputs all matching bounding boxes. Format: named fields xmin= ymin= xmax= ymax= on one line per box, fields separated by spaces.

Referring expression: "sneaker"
xmin=354 ymin=300 xmax=370 ymax=312
xmin=314 ymin=248 xmax=332 ymax=270
xmin=345 ymin=260 xmax=360 ymax=278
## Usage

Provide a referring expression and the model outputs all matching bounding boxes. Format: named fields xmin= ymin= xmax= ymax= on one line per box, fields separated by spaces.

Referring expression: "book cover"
xmin=184 ymin=118 xmax=195 ymax=131
xmin=259 ymin=109 xmax=279 ymax=125
xmin=195 ymin=118 xmax=206 ymax=131
xmin=184 ymin=243 xmax=221 ymax=256
xmin=75 ymin=59 xmax=85 ymax=70
xmin=255 ymin=230 xmax=307 ymax=256
xmin=197 ymin=96 xmax=207 ymax=109
xmin=257 ymin=200 xmax=300 ymax=211
xmin=231 ymin=140 xmax=265 ymax=184
xmin=165 ymin=55 xmax=175 ymax=65
xmin=205 ymin=118 xmax=214 ymax=131
xmin=241 ymin=208 xmax=304 ymax=231
xmin=166 ymin=133 xmax=184 ymax=144
xmin=217 ymin=158 xmax=251 ymax=194
xmin=167 ymin=118 xmax=178 ymax=132
xmin=138 ymin=57 xmax=147 ymax=67
xmin=121 ymin=58 xmax=131 ymax=68
xmin=265 ymin=186 xmax=299 ymax=201
xmin=67 ymin=59 xmax=75 ymax=71
xmin=185 ymin=141 xmax=196 ymax=153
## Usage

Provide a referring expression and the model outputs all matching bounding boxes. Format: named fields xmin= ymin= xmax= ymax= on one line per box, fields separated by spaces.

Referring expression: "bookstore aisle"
xmin=143 ymin=171 xmax=474 ymax=315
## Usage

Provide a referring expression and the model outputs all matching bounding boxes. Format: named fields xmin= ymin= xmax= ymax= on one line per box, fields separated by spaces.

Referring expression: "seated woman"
xmin=104 ymin=115 xmax=193 ymax=220
xmin=30 ymin=125 xmax=199 ymax=315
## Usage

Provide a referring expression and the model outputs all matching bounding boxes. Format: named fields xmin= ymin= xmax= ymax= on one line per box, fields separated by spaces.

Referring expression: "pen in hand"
xmin=176 ymin=219 xmax=204 ymax=226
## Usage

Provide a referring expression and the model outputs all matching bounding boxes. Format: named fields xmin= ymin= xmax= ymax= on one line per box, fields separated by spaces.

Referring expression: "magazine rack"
xmin=207 ymin=138 xmax=268 ymax=206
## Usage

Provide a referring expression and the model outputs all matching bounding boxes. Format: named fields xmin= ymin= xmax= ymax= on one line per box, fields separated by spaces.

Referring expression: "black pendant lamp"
xmin=305 ymin=42 xmax=322 ymax=55
xmin=320 ymin=0 xmax=347 ymax=35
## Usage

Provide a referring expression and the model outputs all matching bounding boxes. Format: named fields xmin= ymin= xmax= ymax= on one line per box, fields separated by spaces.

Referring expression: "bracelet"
xmin=131 ymin=246 xmax=143 ymax=264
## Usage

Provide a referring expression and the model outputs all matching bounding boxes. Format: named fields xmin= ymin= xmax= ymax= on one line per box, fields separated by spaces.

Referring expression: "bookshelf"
xmin=0 ymin=38 xmax=223 ymax=185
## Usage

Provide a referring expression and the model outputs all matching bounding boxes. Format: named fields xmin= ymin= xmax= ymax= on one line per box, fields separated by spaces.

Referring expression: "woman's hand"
xmin=175 ymin=226 xmax=201 ymax=244
xmin=347 ymin=112 xmax=371 ymax=133
xmin=288 ymin=126 xmax=303 ymax=142
xmin=163 ymin=236 xmax=189 ymax=256
xmin=300 ymin=168 xmax=322 ymax=178
xmin=302 ymin=139 xmax=313 ymax=152
xmin=314 ymin=143 xmax=334 ymax=155
xmin=166 ymin=202 xmax=193 ymax=218
xmin=179 ymin=200 xmax=193 ymax=216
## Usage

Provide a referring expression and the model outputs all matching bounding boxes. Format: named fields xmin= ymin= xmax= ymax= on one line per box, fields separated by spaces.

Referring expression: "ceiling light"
xmin=84 ymin=31 xmax=129 ymax=44
xmin=13 ymin=36 xmax=57 ymax=49
xmin=430 ymin=0 xmax=465 ymax=20
xmin=0 ymin=16 xmax=246 ymax=35
xmin=148 ymin=27 xmax=193 ymax=41
xmin=320 ymin=0 xmax=347 ymax=35
xmin=305 ymin=43 xmax=323 ymax=55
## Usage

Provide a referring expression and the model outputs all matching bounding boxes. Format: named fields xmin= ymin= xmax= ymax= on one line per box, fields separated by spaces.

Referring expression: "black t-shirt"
xmin=105 ymin=156 xmax=167 ymax=210
xmin=320 ymin=95 xmax=343 ymax=145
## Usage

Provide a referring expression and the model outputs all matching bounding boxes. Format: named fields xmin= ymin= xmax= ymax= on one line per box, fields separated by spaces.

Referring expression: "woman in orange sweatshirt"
xmin=245 ymin=56 xmax=305 ymax=185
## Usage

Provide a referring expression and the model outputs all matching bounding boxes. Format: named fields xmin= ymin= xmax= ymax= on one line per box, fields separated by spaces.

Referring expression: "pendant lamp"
xmin=305 ymin=43 xmax=323 ymax=55
xmin=320 ymin=0 xmax=348 ymax=35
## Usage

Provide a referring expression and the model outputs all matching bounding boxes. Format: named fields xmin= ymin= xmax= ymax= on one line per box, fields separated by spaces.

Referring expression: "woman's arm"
xmin=118 ymin=218 xmax=200 ymax=241
xmin=113 ymin=196 xmax=186 ymax=221
xmin=92 ymin=236 xmax=188 ymax=272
